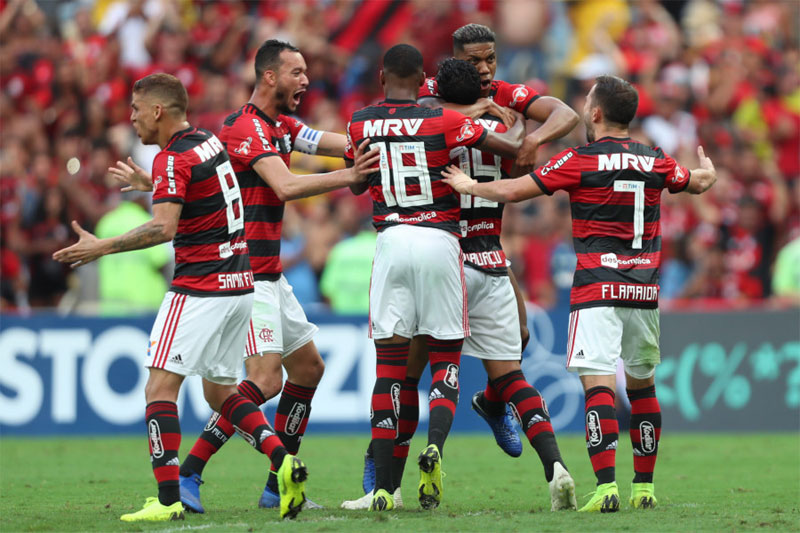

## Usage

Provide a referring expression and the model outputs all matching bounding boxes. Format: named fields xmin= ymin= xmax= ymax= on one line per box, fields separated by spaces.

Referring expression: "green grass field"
xmin=1 ymin=433 xmax=798 ymax=532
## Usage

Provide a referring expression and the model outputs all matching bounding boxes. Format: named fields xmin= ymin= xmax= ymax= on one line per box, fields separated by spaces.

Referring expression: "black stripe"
xmin=173 ymin=253 xmax=251 ymax=278
xmin=573 ymin=267 xmax=659 ymax=287
xmin=573 ymin=235 xmax=661 ymax=255
xmin=579 ymin=169 xmax=667 ymax=189
xmin=571 ymin=203 xmax=661 ymax=223
xmin=254 ymin=272 xmax=281 ymax=282
xmin=521 ymin=94 xmax=540 ymax=116
xmin=247 ymin=239 xmax=281 ymax=257
xmin=223 ymin=108 xmax=245 ymax=127
xmin=571 ymin=300 xmax=658 ymax=312
xmin=173 ymin=226 xmax=238 ymax=247
xmin=351 ymin=105 xmax=443 ymax=122
xmin=236 ymin=169 xmax=269 ymax=189
xmin=182 ymin=192 xmax=227 ymax=219
xmin=531 ymin=172 xmax=552 ymax=195
xmin=244 ymin=206 xmax=284 ymax=223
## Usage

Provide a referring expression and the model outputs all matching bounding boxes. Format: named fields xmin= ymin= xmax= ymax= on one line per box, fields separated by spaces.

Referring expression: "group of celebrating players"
xmin=53 ymin=22 xmax=717 ymax=522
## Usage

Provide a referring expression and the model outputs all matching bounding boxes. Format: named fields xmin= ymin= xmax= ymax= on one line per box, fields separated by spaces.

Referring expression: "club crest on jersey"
xmin=511 ymin=85 xmax=529 ymax=105
xmin=148 ymin=419 xmax=164 ymax=458
xmin=456 ymin=121 xmax=476 ymax=143
xmin=426 ymin=78 xmax=438 ymax=96
xmin=286 ymin=402 xmax=306 ymax=436
xmin=391 ymin=382 xmax=401 ymax=418
xmin=673 ymin=167 xmax=684 ymax=183
xmin=258 ymin=327 xmax=274 ymax=343
xmin=235 ymin=136 xmax=253 ymax=155
xmin=444 ymin=364 xmax=459 ymax=389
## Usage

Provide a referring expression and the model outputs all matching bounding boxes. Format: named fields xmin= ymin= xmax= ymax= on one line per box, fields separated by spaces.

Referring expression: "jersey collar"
xmin=165 ymin=126 xmax=195 ymax=150
xmin=380 ymin=98 xmax=418 ymax=106
xmin=244 ymin=102 xmax=278 ymax=125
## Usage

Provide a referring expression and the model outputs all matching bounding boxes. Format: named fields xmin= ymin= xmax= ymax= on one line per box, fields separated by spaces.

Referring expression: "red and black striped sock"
xmin=180 ymin=380 xmax=265 ymax=478
xmin=627 ymin=385 xmax=661 ymax=483
xmin=371 ymin=341 xmax=410 ymax=492
xmin=220 ymin=393 xmax=287 ymax=471
xmin=481 ymin=380 xmax=506 ymax=416
xmin=584 ymin=386 xmax=618 ymax=485
xmin=266 ymin=381 xmax=316 ymax=493
xmin=491 ymin=370 xmax=565 ymax=482
xmin=392 ymin=376 xmax=419 ymax=489
xmin=145 ymin=401 xmax=181 ymax=506
xmin=427 ymin=338 xmax=463 ymax=455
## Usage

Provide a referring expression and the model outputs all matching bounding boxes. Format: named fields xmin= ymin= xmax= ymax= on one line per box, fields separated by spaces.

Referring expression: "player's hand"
xmin=516 ymin=134 xmax=540 ymax=167
xmin=52 ymin=221 xmax=106 ymax=268
xmin=352 ymin=138 xmax=381 ymax=180
xmin=109 ymin=157 xmax=153 ymax=192
xmin=697 ymin=145 xmax=715 ymax=174
xmin=487 ymin=100 xmax=516 ymax=129
xmin=441 ymin=164 xmax=476 ymax=195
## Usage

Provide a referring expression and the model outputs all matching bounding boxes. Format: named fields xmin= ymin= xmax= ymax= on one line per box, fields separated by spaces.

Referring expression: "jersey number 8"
xmin=215 ymin=160 xmax=244 ymax=233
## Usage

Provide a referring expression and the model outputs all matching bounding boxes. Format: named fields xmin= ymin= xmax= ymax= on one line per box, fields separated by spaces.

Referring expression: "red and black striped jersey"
xmin=453 ymin=112 xmax=514 ymax=275
xmin=344 ymin=99 xmax=487 ymax=236
xmin=531 ymin=137 xmax=690 ymax=310
xmin=219 ymin=103 xmax=303 ymax=280
xmin=419 ymin=77 xmax=540 ymax=116
xmin=151 ymin=126 xmax=253 ymax=296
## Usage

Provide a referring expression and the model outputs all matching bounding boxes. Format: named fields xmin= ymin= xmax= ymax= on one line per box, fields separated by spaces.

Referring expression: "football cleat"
xmin=630 ymin=482 xmax=657 ymax=509
xmin=578 ymin=482 xmax=620 ymax=513
xmin=549 ymin=462 xmax=577 ymax=511
xmin=362 ymin=453 xmax=376 ymax=494
xmin=277 ymin=455 xmax=308 ymax=520
xmin=418 ymin=444 xmax=444 ymax=510
xmin=369 ymin=489 xmax=394 ymax=511
xmin=179 ymin=472 xmax=205 ymax=514
xmin=342 ymin=488 xmax=403 ymax=510
xmin=259 ymin=485 xmax=322 ymax=510
xmin=120 ymin=497 xmax=185 ymax=522
xmin=471 ymin=391 xmax=523 ymax=458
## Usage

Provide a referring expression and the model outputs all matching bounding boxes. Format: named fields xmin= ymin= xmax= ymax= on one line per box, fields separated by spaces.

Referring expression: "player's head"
xmin=380 ymin=44 xmax=424 ymax=91
xmin=131 ymin=73 xmax=188 ymax=145
xmin=436 ymin=58 xmax=481 ymax=105
xmin=254 ymin=39 xmax=308 ymax=113
xmin=452 ymin=23 xmax=496 ymax=97
xmin=584 ymin=75 xmax=638 ymax=142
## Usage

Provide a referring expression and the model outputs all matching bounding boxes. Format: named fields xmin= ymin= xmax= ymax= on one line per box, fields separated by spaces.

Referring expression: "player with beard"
xmin=443 ymin=75 xmax=718 ymax=512
xmin=54 ymin=73 xmax=309 ymax=521
xmin=342 ymin=59 xmax=577 ymax=512
xmin=115 ymin=40 xmax=380 ymax=513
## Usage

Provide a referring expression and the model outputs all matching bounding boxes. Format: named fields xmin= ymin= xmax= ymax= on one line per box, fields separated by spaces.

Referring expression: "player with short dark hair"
xmin=54 ymin=73 xmax=309 ymax=522
xmin=443 ymin=74 xmax=718 ymax=513
xmin=173 ymin=39 xmax=378 ymax=513
xmin=345 ymin=43 xmax=524 ymax=512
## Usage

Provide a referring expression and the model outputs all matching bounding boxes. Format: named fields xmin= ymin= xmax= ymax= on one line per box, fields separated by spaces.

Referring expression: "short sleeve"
xmin=227 ymin=115 xmax=280 ymax=168
xmin=418 ymin=77 xmax=440 ymax=99
xmin=496 ymin=80 xmax=540 ymax=115
xmin=152 ymin=152 xmax=190 ymax=204
xmin=661 ymin=153 xmax=691 ymax=193
xmin=441 ymin=109 xmax=487 ymax=150
xmin=281 ymin=115 xmax=305 ymax=143
xmin=531 ymin=148 xmax=581 ymax=195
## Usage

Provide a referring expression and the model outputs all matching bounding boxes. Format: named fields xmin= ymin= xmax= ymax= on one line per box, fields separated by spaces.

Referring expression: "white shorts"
xmin=462 ymin=267 xmax=521 ymax=360
xmin=245 ymin=276 xmax=319 ymax=358
xmin=370 ymin=224 xmax=468 ymax=340
xmin=147 ymin=291 xmax=254 ymax=385
xmin=566 ymin=306 xmax=660 ymax=377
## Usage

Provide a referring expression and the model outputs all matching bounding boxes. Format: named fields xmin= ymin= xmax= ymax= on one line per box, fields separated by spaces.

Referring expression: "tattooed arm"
xmin=53 ymin=202 xmax=182 ymax=268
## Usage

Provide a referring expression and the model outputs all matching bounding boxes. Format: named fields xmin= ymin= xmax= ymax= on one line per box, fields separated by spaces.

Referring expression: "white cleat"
xmin=341 ymin=488 xmax=403 ymax=510
xmin=549 ymin=462 xmax=577 ymax=511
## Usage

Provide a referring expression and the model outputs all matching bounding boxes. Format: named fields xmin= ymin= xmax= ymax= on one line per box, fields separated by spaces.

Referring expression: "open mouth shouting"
xmin=292 ymin=88 xmax=306 ymax=108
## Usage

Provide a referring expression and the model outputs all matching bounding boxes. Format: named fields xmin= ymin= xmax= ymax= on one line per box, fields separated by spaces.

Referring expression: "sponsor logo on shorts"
xmin=444 ymin=364 xmax=459 ymax=389
xmin=286 ymin=402 xmax=306 ymax=436
xmin=574 ymin=349 xmax=585 ymax=360
xmin=169 ymin=353 xmax=183 ymax=365
xmin=640 ymin=421 xmax=656 ymax=453
xmin=148 ymin=420 xmax=164 ymax=459
xmin=586 ymin=410 xmax=602 ymax=447
xmin=204 ymin=413 xmax=221 ymax=432
xmin=384 ymin=211 xmax=437 ymax=224
xmin=259 ymin=328 xmax=274 ymax=343
xmin=391 ymin=383 xmax=401 ymax=418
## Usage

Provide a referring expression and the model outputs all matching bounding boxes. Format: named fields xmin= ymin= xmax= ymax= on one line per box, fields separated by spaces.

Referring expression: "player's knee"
xmin=289 ymin=355 xmax=325 ymax=387
xmin=625 ymin=363 xmax=656 ymax=381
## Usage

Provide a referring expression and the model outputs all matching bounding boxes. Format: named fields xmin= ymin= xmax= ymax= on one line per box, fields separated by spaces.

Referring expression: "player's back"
xmin=346 ymin=100 xmax=487 ymax=237
xmin=152 ymin=127 xmax=252 ymax=296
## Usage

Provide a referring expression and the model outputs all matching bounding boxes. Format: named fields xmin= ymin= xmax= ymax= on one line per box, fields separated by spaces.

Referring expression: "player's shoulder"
xmin=166 ymin=127 xmax=214 ymax=154
xmin=277 ymin=114 xmax=304 ymax=130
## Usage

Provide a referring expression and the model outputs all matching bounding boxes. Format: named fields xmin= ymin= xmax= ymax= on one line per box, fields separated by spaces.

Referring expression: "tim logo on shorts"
xmin=286 ymin=403 xmax=306 ymax=436
xmin=148 ymin=420 xmax=164 ymax=459
xmin=640 ymin=421 xmax=656 ymax=453
xmin=444 ymin=364 xmax=459 ymax=389
xmin=391 ymin=383 xmax=402 ymax=418
xmin=586 ymin=410 xmax=602 ymax=447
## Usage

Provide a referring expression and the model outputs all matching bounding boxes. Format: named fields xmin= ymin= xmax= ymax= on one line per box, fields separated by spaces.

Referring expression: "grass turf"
xmin=1 ymin=433 xmax=798 ymax=532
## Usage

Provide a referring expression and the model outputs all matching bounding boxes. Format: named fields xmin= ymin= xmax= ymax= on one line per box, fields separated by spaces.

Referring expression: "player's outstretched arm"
xmin=52 ymin=202 xmax=181 ymax=268
xmin=441 ymin=164 xmax=544 ymax=203
xmin=518 ymin=96 xmax=579 ymax=167
xmin=108 ymin=157 xmax=153 ymax=192
xmin=316 ymin=131 xmax=347 ymax=157
xmin=253 ymin=139 xmax=379 ymax=201
xmin=477 ymin=113 xmax=526 ymax=159
xmin=419 ymin=96 xmax=516 ymax=129
xmin=685 ymin=145 xmax=717 ymax=194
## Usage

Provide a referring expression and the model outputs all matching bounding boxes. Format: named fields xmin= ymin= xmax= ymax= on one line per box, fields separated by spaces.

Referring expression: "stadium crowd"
xmin=1 ymin=0 xmax=798 ymax=314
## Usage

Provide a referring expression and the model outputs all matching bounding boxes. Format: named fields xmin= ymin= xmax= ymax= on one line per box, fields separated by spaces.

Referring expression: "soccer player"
xmin=53 ymin=73 xmax=308 ymax=521
xmin=419 ymin=22 xmax=580 ymax=455
xmin=443 ymin=75 xmax=718 ymax=512
xmin=345 ymin=44 xmax=524 ymax=511
xmin=342 ymin=58 xmax=577 ymax=513
xmin=176 ymin=39 xmax=379 ymax=512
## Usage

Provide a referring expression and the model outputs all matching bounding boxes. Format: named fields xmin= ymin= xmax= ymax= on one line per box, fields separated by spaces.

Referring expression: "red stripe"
xmin=630 ymin=397 xmax=660 ymax=413
xmin=247 ymin=320 xmax=256 ymax=356
xmin=368 ymin=256 xmax=374 ymax=339
xmin=590 ymin=449 xmax=616 ymax=470
xmin=460 ymin=251 xmax=469 ymax=337
xmin=154 ymin=295 xmax=180 ymax=368
xmin=571 ymin=187 xmax=662 ymax=206
xmin=566 ymin=310 xmax=579 ymax=367
xmin=157 ymin=294 xmax=186 ymax=368
xmin=572 ymin=219 xmax=660 ymax=240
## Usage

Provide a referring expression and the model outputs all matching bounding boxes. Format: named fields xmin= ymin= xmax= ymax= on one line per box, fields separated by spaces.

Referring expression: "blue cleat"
xmin=259 ymin=485 xmax=323 ymax=510
xmin=362 ymin=453 xmax=376 ymax=495
xmin=179 ymin=473 xmax=205 ymax=514
xmin=471 ymin=391 xmax=523 ymax=458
